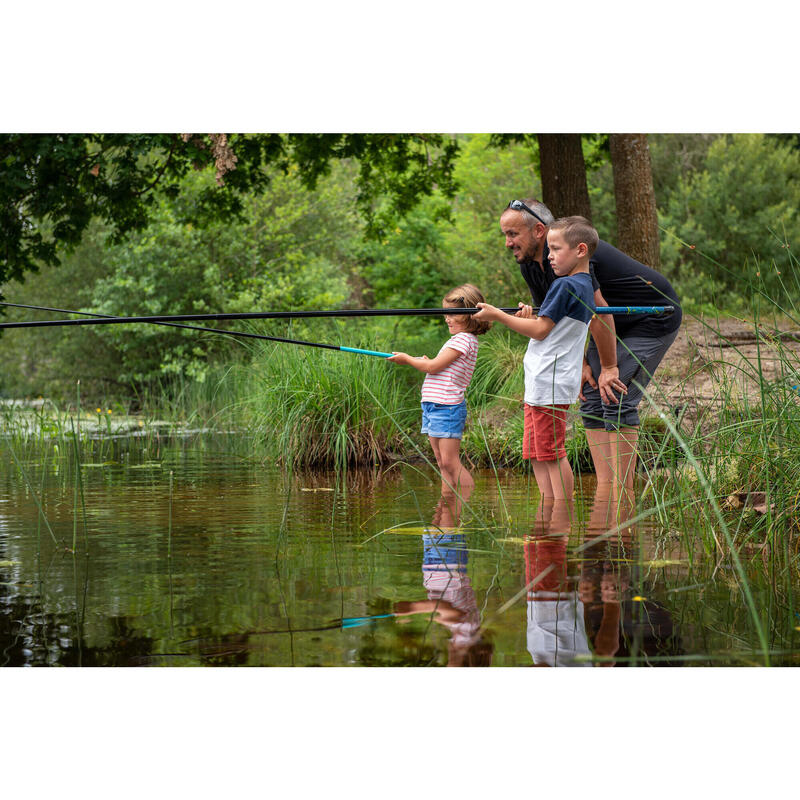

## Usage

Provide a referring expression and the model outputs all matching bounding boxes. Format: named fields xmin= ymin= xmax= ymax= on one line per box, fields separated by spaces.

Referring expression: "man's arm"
xmin=582 ymin=288 xmax=627 ymax=404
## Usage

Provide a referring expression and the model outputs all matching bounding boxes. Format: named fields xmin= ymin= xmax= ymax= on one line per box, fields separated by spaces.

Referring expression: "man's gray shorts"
xmin=580 ymin=330 xmax=679 ymax=431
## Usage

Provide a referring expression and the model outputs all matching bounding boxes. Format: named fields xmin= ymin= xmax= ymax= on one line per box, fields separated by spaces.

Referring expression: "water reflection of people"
xmin=579 ymin=483 xmax=683 ymax=665
xmin=578 ymin=483 xmax=631 ymax=666
xmin=393 ymin=486 xmax=493 ymax=666
xmin=525 ymin=499 xmax=592 ymax=666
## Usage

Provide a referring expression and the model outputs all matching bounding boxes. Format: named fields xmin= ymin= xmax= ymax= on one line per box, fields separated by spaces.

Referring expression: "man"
xmin=500 ymin=198 xmax=682 ymax=497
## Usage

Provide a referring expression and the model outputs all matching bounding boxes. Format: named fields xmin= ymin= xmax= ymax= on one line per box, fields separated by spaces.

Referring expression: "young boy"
xmin=474 ymin=216 xmax=597 ymax=499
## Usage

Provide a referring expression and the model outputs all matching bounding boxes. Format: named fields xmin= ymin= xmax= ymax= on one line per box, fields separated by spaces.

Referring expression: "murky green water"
xmin=1 ymin=435 xmax=798 ymax=666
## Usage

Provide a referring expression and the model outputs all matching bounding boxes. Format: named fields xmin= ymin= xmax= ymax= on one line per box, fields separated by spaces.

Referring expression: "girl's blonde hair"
xmin=443 ymin=284 xmax=491 ymax=335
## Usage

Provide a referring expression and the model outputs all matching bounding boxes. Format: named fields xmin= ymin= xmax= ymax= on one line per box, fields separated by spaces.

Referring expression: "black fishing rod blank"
xmin=0 ymin=301 xmax=318 ymax=345
xmin=0 ymin=301 xmax=394 ymax=356
xmin=0 ymin=305 xmax=675 ymax=331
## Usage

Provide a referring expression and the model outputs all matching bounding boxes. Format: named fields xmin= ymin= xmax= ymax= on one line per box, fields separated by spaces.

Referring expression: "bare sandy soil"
xmin=644 ymin=315 xmax=800 ymax=430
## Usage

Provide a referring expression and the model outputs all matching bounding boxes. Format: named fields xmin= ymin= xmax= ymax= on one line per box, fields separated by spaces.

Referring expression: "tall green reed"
xmin=634 ymin=235 xmax=800 ymax=661
xmin=230 ymin=340 xmax=419 ymax=469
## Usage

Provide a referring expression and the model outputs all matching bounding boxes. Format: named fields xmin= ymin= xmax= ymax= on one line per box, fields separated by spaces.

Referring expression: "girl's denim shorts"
xmin=421 ymin=400 xmax=467 ymax=439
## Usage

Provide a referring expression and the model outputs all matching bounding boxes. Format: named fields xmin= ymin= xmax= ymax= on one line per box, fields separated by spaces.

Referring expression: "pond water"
xmin=1 ymin=435 xmax=797 ymax=667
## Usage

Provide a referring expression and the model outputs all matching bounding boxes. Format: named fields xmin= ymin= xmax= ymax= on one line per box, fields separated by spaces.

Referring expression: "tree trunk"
xmin=609 ymin=133 xmax=661 ymax=268
xmin=537 ymin=134 xmax=592 ymax=220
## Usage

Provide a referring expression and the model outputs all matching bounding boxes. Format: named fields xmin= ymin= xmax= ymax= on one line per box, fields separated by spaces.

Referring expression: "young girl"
xmin=388 ymin=284 xmax=491 ymax=493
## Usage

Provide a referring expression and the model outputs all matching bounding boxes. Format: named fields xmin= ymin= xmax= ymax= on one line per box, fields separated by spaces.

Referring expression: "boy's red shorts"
xmin=523 ymin=404 xmax=569 ymax=461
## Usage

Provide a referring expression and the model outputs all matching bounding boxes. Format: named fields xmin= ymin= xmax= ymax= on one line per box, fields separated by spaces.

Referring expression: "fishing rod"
xmin=0 ymin=301 xmax=318 ymax=344
xmin=0 ymin=300 xmax=395 ymax=357
xmin=0 ymin=304 xmax=675 ymax=331
xmin=0 ymin=300 xmax=393 ymax=350
xmin=180 ymin=613 xmax=397 ymax=641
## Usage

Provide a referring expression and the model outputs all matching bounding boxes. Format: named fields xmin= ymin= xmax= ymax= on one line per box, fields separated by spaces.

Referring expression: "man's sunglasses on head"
xmin=507 ymin=200 xmax=547 ymax=226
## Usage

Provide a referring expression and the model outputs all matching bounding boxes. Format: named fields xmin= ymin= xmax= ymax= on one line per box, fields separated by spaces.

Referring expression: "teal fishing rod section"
xmin=0 ymin=304 xmax=676 ymax=331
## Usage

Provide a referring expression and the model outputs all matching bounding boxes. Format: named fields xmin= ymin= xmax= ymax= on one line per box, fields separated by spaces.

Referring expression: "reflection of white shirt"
xmin=526 ymin=591 xmax=593 ymax=667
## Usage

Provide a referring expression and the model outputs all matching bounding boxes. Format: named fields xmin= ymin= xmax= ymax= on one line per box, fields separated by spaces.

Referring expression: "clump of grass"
xmin=467 ymin=328 xmax=524 ymax=405
xmin=231 ymin=341 xmax=420 ymax=469
xmin=461 ymin=329 xmax=524 ymax=467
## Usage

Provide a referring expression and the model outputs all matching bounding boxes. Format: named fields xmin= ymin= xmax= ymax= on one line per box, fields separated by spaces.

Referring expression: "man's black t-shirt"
xmin=520 ymin=239 xmax=682 ymax=337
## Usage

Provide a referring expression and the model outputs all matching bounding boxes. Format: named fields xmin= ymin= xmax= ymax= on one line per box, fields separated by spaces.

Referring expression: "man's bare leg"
xmin=587 ymin=427 xmax=638 ymax=505
xmin=611 ymin=427 xmax=639 ymax=505
xmin=585 ymin=428 xmax=614 ymax=485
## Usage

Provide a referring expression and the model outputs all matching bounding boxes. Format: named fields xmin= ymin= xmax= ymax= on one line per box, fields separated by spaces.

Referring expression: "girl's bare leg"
xmin=430 ymin=436 xmax=474 ymax=494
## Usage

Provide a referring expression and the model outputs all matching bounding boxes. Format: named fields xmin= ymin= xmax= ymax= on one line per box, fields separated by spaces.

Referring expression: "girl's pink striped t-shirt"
xmin=421 ymin=332 xmax=479 ymax=405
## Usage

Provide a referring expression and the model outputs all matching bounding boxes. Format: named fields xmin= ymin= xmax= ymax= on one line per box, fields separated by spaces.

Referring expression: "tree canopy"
xmin=0 ymin=133 xmax=460 ymax=285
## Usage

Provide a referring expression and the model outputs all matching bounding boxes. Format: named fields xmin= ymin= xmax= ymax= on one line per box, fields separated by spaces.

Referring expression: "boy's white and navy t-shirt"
xmin=421 ymin=331 xmax=479 ymax=405
xmin=524 ymin=273 xmax=595 ymax=406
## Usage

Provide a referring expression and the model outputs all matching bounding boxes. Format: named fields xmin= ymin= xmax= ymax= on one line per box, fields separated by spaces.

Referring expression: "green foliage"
xmin=87 ymin=167 xmax=356 ymax=385
xmin=357 ymin=198 xmax=454 ymax=311
xmin=0 ymin=134 xmax=271 ymax=282
xmin=0 ymin=163 xmax=361 ymax=397
xmin=286 ymin=134 xmax=461 ymax=236
xmin=0 ymin=133 xmax=461 ymax=287
xmin=466 ymin=328 xmax=524 ymax=405
xmin=442 ymin=134 xmax=541 ymax=303
xmin=0 ymin=218 xmax=125 ymax=399
xmin=648 ymin=134 xmax=720 ymax=199
xmin=656 ymin=134 xmax=800 ymax=308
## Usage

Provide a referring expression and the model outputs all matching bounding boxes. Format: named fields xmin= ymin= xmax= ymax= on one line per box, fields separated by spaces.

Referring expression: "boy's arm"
xmin=474 ymin=302 xmax=555 ymax=341
xmin=580 ymin=288 xmax=628 ymax=404
xmin=388 ymin=347 xmax=462 ymax=374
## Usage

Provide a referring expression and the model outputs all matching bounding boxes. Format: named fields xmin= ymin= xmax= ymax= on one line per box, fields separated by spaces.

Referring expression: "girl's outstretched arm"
xmin=388 ymin=348 xmax=461 ymax=374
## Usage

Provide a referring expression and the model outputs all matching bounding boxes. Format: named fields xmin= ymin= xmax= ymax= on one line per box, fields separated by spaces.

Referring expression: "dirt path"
xmin=645 ymin=316 xmax=800 ymax=429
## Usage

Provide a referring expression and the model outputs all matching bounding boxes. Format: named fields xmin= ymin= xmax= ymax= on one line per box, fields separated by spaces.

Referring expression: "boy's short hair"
xmin=444 ymin=283 xmax=491 ymax=335
xmin=549 ymin=216 xmax=599 ymax=257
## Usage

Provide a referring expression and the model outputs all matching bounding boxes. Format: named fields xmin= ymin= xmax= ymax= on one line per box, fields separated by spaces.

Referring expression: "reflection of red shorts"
xmin=523 ymin=404 xmax=569 ymax=461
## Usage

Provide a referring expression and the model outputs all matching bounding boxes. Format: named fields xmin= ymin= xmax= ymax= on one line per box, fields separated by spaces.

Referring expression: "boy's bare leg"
xmin=531 ymin=460 xmax=554 ymax=500
xmin=549 ymin=497 xmax=575 ymax=531
xmin=430 ymin=436 xmax=474 ymax=494
xmin=544 ymin=456 xmax=574 ymax=500
xmin=532 ymin=494 xmax=554 ymax=534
